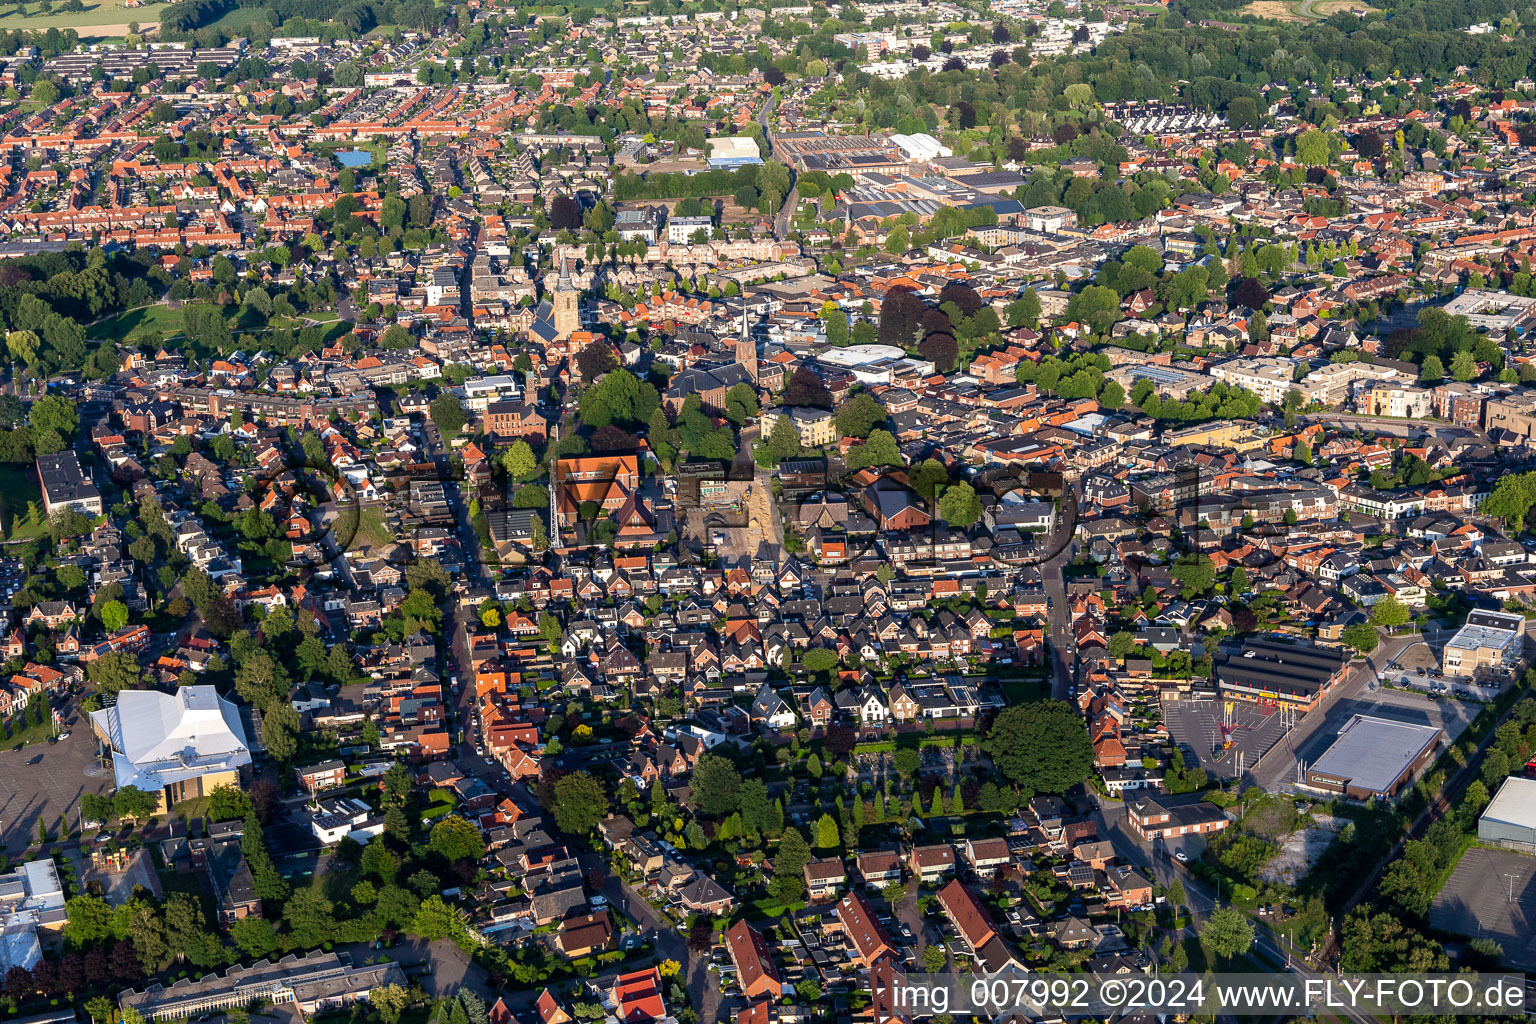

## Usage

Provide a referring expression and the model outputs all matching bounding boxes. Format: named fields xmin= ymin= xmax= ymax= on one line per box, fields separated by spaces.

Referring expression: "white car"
xmin=1174 ymin=849 xmax=1188 ymax=863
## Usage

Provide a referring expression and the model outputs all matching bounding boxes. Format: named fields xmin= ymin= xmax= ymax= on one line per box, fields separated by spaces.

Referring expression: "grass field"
xmin=90 ymin=303 xmax=353 ymax=348
xmin=0 ymin=464 xmax=44 ymax=541
xmin=335 ymin=504 xmax=393 ymax=554
xmin=90 ymin=304 xmax=182 ymax=343
xmin=205 ymin=4 xmax=270 ymax=30
xmin=0 ymin=0 xmax=157 ymax=35
xmin=3 ymin=708 xmax=58 ymax=749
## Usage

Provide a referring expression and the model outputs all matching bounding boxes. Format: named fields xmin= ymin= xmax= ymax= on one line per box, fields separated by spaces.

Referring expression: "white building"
xmin=88 ymin=687 xmax=252 ymax=813
xmin=310 ymin=797 xmax=382 ymax=845
xmin=1207 ymin=357 xmax=1300 ymax=405
xmin=1479 ymin=776 xmax=1536 ymax=851
xmin=667 ymin=215 xmax=713 ymax=245
xmin=890 ymin=132 xmax=952 ymax=162
xmin=0 ymin=860 xmax=63 ymax=973
xmin=461 ymin=374 xmax=523 ymax=414
xmin=1438 ymin=289 xmax=1536 ymax=332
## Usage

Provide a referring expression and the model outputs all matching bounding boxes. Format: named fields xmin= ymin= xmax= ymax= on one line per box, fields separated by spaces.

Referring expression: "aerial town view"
xmin=8 ymin=0 xmax=1536 ymax=1019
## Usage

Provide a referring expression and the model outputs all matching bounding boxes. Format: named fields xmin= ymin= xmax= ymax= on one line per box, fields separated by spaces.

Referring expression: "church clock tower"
xmin=736 ymin=306 xmax=757 ymax=383
xmin=552 ymin=258 xmax=580 ymax=341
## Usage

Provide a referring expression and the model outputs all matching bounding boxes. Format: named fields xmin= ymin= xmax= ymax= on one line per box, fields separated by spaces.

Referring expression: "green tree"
xmin=282 ymin=889 xmax=335 ymax=948
xmin=31 ymin=394 xmax=78 ymax=438
xmin=112 ymin=785 xmax=158 ymax=821
xmin=501 ymin=440 xmax=537 ymax=479
xmin=411 ymin=895 xmax=472 ymax=944
xmin=771 ymin=827 xmax=812 ymax=903
xmin=834 ymin=393 xmax=886 ymax=439
xmin=910 ymin=459 xmax=949 ymax=502
xmin=370 ymin=985 xmax=412 ymax=1024
xmin=98 ymin=598 xmax=129 ymax=632
xmin=846 ymin=428 xmax=902 ymax=469
xmin=814 ymin=812 xmax=840 ymax=850
xmin=1202 ymin=906 xmax=1255 ymax=959
xmin=1341 ymin=622 xmax=1379 ymax=654
xmin=1370 ymin=595 xmax=1410 ymax=629
xmin=429 ymin=816 xmax=487 ymax=862
xmin=939 ymin=482 xmax=982 ymax=527
xmin=261 ymin=701 xmax=301 ymax=762
xmin=725 ymin=382 xmax=759 ymax=425
xmin=690 ymin=753 xmax=742 ymax=816
xmin=430 ymin=394 xmax=468 ymax=435
xmin=230 ymin=916 xmax=279 ymax=959
xmin=551 ymin=771 xmax=609 ymax=834
xmin=1295 ymin=129 xmax=1334 ymax=167
xmin=984 ymin=701 xmax=1093 ymax=794
xmin=760 ymin=411 xmax=802 ymax=465
xmin=1171 ymin=553 xmax=1216 ymax=598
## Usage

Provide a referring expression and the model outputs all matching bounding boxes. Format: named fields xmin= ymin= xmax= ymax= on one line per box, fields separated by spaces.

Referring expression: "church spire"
xmin=736 ymin=302 xmax=757 ymax=383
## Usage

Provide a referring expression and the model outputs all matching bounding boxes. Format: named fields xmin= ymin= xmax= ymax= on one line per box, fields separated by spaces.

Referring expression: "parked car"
xmin=1174 ymin=849 xmax=1188 ymax=863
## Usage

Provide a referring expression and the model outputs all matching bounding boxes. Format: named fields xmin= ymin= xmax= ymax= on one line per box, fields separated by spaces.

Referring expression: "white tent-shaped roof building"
xmin=89 ymin=685 xmax=252 ymax=811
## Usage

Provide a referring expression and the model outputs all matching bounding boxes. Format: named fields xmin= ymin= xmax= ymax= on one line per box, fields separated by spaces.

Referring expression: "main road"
xmin=1040 ymin=482 xmax=1081 ymax=702
xmin=758 ymin=91 xmax=799 ymax=240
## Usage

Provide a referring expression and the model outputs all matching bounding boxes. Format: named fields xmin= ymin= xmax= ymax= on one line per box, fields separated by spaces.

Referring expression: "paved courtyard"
xmin=69 ymin=846 xmax=163 ymax=903
xmin=0 ymin=723 xmax=111 ymax=853
xmin=1164 ymin=698 xmax=1292 ymax=781
xmin=1430 ymin=847 xmax=1536 ymax=969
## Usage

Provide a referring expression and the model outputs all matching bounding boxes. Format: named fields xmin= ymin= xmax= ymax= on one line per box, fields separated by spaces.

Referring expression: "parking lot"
xmin=1163 ymin=698 xmax=1293 ymax=781
xmin=0 ymin=721 xmax=111 ymax=853
xmin=1378 ymin=667 xmax=1505 ymax=703
xmin=1430 ymin=847 xmax=1536 ymax=969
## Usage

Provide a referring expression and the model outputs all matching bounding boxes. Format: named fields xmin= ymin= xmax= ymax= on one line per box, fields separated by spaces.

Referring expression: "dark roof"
xmin=36 ymin=450 xmax=98 ymax=506
xmin=1216 ymin=638 xmax=1346 ymax=697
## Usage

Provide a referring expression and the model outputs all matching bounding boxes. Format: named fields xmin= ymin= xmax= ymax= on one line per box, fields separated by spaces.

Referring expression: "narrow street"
xmin=595 ymin=866 xmax=720 ymax=1023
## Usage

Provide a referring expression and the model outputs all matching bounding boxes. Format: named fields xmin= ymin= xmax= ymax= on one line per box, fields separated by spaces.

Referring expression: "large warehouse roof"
xmin=1482 ymin=777 xmax=1536 ymax=831
xmin=1308 ymin=715 xmax=1441 ymax=796
xmin=89 ymin=686 xmax=251 ymax=793
xmin=1217 ymin=638 xmax=1347 ymax=698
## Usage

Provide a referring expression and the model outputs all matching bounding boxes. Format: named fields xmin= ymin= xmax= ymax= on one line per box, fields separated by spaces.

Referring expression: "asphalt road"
xmin=758 ymin=91 xmax=799 ymax=240
xmin=1042 ymin=482 xmax=1084 ymax=702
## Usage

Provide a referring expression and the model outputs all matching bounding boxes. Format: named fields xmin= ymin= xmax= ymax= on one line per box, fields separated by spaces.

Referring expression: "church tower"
xmin=736 ymin=305 xmax=757 ymax=383
xmin=552 ymin=257 xmax=580 ymax=341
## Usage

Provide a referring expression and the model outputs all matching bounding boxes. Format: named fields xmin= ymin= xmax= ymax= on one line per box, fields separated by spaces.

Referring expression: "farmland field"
xmin=1239 ymin=0 xmax=1374 ymax=19
xmin=0 ymin=0 xmax=161 ymax=35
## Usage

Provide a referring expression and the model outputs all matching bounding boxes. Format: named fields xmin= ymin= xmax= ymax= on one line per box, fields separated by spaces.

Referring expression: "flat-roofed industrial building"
xmin=1303 ymin=714 xmax=1443 ymax=801
xmin=1479 ymin=777 xmax=1536 ymax=852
